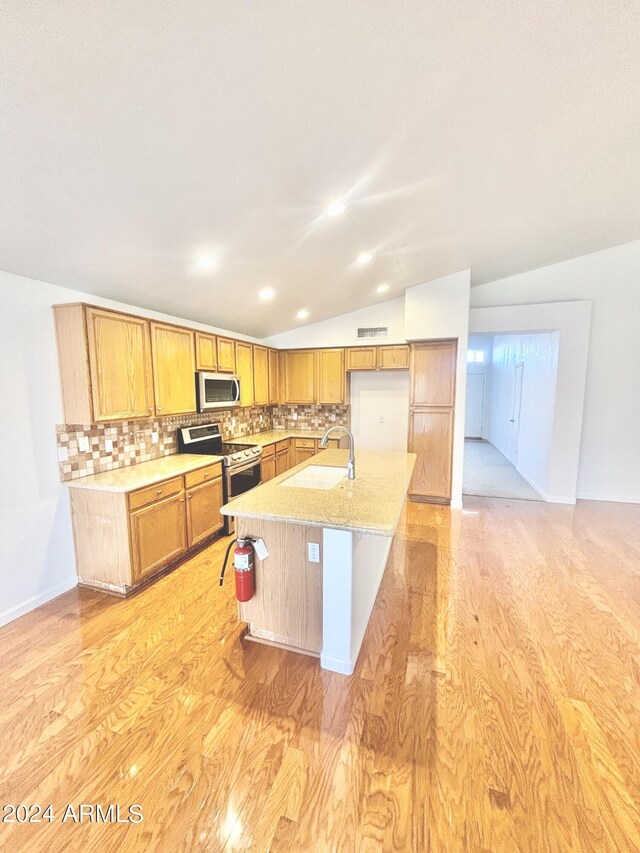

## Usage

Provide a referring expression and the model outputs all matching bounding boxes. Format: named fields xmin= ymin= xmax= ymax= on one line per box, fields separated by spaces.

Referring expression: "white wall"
xmin=405 ymin=270 xmax=471 ymax=509
xmin=0 ymin=271 xmax=262 ymax=627
xmin=265 ymin=297 xmax=406 ymax=348
xmin=471 ymin=241 xmax=640 ymax=503
xmin=350 ymin=372 xmax=409 ymax=451
xmin=489 ymin=333 xmax=559 ymax=495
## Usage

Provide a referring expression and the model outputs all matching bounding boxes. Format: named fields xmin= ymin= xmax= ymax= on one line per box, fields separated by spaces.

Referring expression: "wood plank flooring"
xmin=1 ymin=497 xmax=639 ymax=852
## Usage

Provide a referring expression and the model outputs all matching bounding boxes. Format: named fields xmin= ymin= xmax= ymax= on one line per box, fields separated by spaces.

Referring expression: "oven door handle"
xmin=226 ymin=458 xmax=262 ymax=479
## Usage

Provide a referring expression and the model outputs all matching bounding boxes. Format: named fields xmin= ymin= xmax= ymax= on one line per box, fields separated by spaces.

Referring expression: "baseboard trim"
xmin=0 ymin=577 xmax=78 ymax=628
xmin=576 ymin=493 xmax=640 ymax=505
xmin=320 ymin=652 xmax=355 ymax=676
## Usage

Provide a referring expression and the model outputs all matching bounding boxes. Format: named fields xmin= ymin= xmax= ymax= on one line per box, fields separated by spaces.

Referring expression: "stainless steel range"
xmin=177 ymin=422 xmax=262 ymax=535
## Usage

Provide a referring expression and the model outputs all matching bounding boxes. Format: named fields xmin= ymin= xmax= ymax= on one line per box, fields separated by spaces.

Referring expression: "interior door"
xmin=509 ymin=364 xmax=524 ymax=464
xmin=464 ymin=373 xmax=485 ymax=438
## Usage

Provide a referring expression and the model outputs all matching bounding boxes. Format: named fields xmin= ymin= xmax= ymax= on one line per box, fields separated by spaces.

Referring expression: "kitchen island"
xmin=221 ymin=448 xmax=416 ymax=675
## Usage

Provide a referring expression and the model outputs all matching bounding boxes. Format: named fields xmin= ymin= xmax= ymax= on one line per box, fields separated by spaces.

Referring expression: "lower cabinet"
xmin=186 ymin=477 xmax=224 ymax=548
xmin=261 ymin=445 xmax=276 ymax=482
xmin=294 ymin=439 xmax=316 ymax=466
xmin=275 ymin=440 xmax=292 ymax=476
xmin=70 ymin=462 xmax=224 ymax=596
xmin=131 ymin=493 xmax=188 ymax=582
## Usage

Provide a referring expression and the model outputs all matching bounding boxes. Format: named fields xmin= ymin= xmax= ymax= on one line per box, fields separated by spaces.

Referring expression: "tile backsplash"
xmin=57 ymin=404 xmax=350 ymax=481
xmin=57 ymin=407 xmax=273 ymax=481
xmin=272 ymin=404 xmax=350 ymax=431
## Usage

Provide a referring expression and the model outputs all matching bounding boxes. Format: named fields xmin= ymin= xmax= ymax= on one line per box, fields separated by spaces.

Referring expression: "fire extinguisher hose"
xmin=219 ymin=538 xmax=237 ymax=586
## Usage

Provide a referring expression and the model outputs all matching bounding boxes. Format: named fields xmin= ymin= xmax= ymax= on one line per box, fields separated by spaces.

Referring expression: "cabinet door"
xmin=261 ymin=454 xmax=276 ymax=483
xmin=275 ymin=450 xmax=290 ymax=476
xmin=294 ymin=445 xmax=316 ymax=466
xmin=236 ymin=342 xmax=255 ymax=407
xmin=253 ymin=345 xmax=270 ymax=406
xmin=195 ymin=333 xmax=218 ymax=371
xmin=268 ymin=349 xmax=280 ymax=404
xmin=217 ymin=337 xmax=236 ymax=373
xmin=408 ymin=408 xmax=454 ymax=500
xmin=130 ymin=493 xmax=187 ymax=582
xmin=410 ymin=340 xmax=457 ymax=407
xmin=86 ymin=308 xmax=154 ymax=421
xmin=377 ymin=345 xmax=409 ymax=370
xmin=346 ymin=347 xmax=377 ymax=371
xmin=283 ymin=350 xmax=316 ymax=403
xmin=317 ymin=349 xmax=346 ymax=404
xmin=186 ymin=477 xmax=224 ymax=548
xmin=151 ymin=323 xmax=197 ymax=415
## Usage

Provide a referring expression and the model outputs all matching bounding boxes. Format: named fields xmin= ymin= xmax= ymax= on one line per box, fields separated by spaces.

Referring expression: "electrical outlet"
xmin=78 ymin=436 xmax=90 ymax=452
xmin=308 ymin=542 xmax=320 ymax=563
xmin=104 ymin=439 xmax=113 ymax=453
xmin=151 ymin=432 xmax=159 ymax=444
xmin=379 ymin=416 xmax=385 ymax=423
xmin=231 ymin=418 xmax=236 ymax=428
xmin=292 ymin=412 xmax=298 ymax=421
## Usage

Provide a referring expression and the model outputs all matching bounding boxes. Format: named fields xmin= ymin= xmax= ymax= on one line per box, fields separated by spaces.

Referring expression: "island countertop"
xmin=63 ymin=453 xmax=222 ymax=493
xmin=221 ymin=449 xmax=416 ymax=536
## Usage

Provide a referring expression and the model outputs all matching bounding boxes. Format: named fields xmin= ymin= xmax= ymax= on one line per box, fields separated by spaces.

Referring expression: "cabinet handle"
xmin=187 ymin=494 xmax=192 ymax=499
xmin=180 ymin=498 xmax=185 ymax=503
xmin=156 ymin=489 xmax=162 ymax=495
xmin=157 ymin=406 xmax=163 ymax=412
xmin=203 ymin=472 xmax=209 ymax=479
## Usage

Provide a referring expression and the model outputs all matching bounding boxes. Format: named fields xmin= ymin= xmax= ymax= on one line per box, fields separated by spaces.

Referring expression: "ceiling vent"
xmin=357 ymin=326 xmax=388 ymax=339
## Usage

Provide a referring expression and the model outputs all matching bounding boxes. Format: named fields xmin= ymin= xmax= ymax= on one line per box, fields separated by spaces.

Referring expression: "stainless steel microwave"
xmin=196 ymin=371 xmax=240 ymax=411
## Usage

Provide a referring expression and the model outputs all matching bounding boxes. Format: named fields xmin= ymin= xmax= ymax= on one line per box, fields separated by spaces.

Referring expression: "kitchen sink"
xmin=280 ymin=465 xmax=349 ymax=490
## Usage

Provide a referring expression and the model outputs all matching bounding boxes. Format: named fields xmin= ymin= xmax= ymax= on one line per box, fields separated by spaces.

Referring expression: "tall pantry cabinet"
xmin=408 ymin=340 xmax=457 ymax=503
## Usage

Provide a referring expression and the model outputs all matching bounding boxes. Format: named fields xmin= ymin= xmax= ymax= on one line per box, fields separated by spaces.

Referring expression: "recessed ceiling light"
xmin=199 ymin=254 xmax=218 ymax=269
xmin=296 ymin=309 xmax=309 ymax=320
xmin=357 ymin=252 xmax=373 ymax=265
xmin=326 ymin=199 xmax=346 ymax=217
xmin=259 ymin=287 xmax=275 ymax=301
xmin=376 ymin=283 xmax=390 ymax=293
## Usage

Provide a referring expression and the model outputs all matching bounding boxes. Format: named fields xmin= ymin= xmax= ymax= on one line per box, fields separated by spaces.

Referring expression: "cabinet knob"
xmin=156 ymin=489 xmax=162 ymax=495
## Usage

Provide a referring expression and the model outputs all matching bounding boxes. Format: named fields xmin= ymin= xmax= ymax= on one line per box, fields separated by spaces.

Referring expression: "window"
xmin=467 ymin=349 xmax=485 ymax=363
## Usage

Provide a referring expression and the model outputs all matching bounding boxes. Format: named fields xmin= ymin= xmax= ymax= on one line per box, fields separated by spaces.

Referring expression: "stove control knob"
xmin=232 ymin=453 xmax=241 ymax=461
xmin=244 ymin=450 xmax=251 ymax=457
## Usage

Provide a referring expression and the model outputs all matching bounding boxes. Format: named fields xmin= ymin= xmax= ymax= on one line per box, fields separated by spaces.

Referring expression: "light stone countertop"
xmin=221 ymin=449 xmax=416 ymax=537
xmin=64 ymin=454 xmax=222 ymax=493
xmin=240 ymin=429 xmax=339 ymax=446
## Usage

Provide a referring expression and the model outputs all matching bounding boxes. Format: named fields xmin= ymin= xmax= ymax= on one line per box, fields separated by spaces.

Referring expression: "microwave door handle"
xmin=233 ymin=377 xmax=240 ymax=403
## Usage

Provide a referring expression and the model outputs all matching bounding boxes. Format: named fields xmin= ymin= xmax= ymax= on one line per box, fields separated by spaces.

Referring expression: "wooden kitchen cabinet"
xmin=70 ymin=462 xmax=224 ymax=595
xmin=186 ymin=476 xmax=224 ymax=548
xmin=150 ymin=322 xmax=197 ymax=415
xmin=261 ymin=453 xmax=276 ymax=482
xmin=195 ymin=332 xmax=218 ymax=371
xmin=377 ymin=345 xmax=409 ymax=370
xmin=294 ymin=444 xmax=316 ymax=466
xmin=253 ymin=345 xmax=270 ymax=405
xmin=408 ymin=340 xmax=457 ymax=503
xmin=235 ymin=342 xmax=255 ymax=407
xmin=130 ymin=492 xmax=188 ymax=583
xmin=217 ymin=337 xmax=236 ymax=373
xmin=283 ymin=350 xmax=317 ymax=403
xmin=275 ymin=440 xmax=292 ymax=475
xmin=268 ymin=349 xmax=280 ymax=404
xmin=317 ymin=349 xmax=346 ymax=404
xmin=54 ymin=304 xmax=155 ymax=424
xmin=346 ymin=346 xmax=377 ymax=371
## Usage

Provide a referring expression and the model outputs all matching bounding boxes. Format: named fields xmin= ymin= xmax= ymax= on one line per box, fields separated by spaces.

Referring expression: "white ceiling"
xmin=1 ymin=2 xmax=638 ymax=337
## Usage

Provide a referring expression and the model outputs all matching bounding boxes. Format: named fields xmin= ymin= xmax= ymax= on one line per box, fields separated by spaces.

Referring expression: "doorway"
xmin=463 ymin=332 xmax=559 ymax=501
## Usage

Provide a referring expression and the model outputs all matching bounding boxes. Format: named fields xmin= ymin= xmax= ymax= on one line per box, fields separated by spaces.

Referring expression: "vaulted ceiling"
xmin=1 ymin=1 xmax=638 ymax=336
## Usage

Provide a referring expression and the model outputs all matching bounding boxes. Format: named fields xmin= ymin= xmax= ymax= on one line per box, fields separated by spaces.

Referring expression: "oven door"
xmin=197 ymin=372 xmax=240 ymax=411
xmin=224 ymin=458 xmax=262 ymax=535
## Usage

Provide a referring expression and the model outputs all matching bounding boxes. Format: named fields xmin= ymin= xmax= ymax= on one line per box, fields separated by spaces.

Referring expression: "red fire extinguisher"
xmin=219 ymin=537 xmax=254 ymax=601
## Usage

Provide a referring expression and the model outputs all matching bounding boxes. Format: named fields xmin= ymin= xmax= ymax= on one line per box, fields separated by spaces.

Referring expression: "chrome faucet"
xmin=320 ymin=425 xmax=356 ymax=480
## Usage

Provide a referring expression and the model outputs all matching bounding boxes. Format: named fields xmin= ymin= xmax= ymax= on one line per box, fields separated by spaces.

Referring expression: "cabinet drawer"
xmin=262 ymin=443 xmax=276 ymax=459
xmin=295 ymin=438 xmax=316 ymax=449
xmin=129 ymin=476 xmax=184 ymax=511
xmin=185 ymin=463 xmax=222 ymax=489
xmin=276 ymin=440 xmax=291 ymax=453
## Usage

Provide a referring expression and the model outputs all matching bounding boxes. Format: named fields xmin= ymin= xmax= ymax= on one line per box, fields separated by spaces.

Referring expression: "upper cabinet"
xmin=253 ymin=345 xmax=270 ymax=405
xmin=54 ymin=304 xmax=155 ymax=424
xmin=346 ymin=344 xmax=409 ymax=371
xmin=410 ymin=340 xmax=456 ymax=407
xmin=150 ymin=323 xmax=197 ymax=415
xmin=268 ymin=349 xmax=280 ymax=404
xmin=217 ymin=337 xmax=236 ymax=373
xmin=317 ymin=349 xmax=346 ymax=404
xmin=283 ymin=350 xmax=317 ymax=403
xmin=236 ymin=342 xmax=255 ymax=407
xmin=195 ymin=333 xmax=218 ymax=371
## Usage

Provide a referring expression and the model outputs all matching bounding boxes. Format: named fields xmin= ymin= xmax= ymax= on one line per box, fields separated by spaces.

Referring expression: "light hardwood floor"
xmin=1 ymin=497 xmax=640 ymax=852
